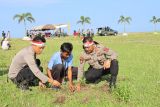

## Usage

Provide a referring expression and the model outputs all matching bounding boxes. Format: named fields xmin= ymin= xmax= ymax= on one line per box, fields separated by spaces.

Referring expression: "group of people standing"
xmin=1 ymin=31 xmax=11 ymax=50
xmin=8 ymin=36 xmax=119 ymax=91
xmin=73 ymin=29 xmax=94 ymax=38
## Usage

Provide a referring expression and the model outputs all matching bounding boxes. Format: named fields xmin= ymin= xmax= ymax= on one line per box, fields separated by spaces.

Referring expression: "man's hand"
xmin=52 ymin=80 xmax=61 ymax=87
xmin=39 ymin=81 xmax=46 ymax=88
xmin=80 ymin=56 xmax=84 ymax=64
xmin=69 ymin=82 xmax=75 ymax=92
xmin=48 ymin=78 xmax=61 ymax=88
xmin=103 ymin=59 xmax=111 ymax=69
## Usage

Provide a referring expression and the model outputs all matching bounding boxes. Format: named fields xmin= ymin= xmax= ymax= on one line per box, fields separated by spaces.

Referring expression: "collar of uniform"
xmin=29 ymin=45 xmax=36 ymax=55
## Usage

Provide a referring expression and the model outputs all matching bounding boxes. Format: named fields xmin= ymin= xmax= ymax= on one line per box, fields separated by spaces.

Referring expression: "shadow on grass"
xmin=91 ymin=74 xmax=111 ymax=84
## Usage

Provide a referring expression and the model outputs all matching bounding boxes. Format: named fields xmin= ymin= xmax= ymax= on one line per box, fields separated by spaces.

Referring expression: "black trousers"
xmin=85 ymin=59 xmax=119 ymax=83
xmin=11 ymin=59 xmax=42 ymax=86
xmin=51 ymin=64 xmax=78 ymax=82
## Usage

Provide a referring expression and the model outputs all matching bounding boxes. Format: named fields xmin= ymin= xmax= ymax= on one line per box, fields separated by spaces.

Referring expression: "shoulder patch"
xmin=104 ymin=48 xmax=109 ymax=52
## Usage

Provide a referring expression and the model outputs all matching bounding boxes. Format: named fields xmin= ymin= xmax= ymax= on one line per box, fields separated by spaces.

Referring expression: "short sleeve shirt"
xmin=48 ymin=52 xmax=73 ymax=70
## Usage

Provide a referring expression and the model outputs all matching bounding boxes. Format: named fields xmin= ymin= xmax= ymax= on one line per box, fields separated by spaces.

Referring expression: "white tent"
xmin=54 ymin=24 xmax=68 ymax=29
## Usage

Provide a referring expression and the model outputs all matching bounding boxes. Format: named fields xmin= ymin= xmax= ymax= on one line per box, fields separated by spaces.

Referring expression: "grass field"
xmin=0 ymin=33 xmax=160 ymax=107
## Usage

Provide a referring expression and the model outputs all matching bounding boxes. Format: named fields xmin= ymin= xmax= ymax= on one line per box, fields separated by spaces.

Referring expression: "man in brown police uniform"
xmin=77 ymin=37 xmax=118 ymax=90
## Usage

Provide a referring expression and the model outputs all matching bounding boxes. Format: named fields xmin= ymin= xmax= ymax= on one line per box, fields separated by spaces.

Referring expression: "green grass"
xmin=0 ymin=33 xmax=160 ymax=107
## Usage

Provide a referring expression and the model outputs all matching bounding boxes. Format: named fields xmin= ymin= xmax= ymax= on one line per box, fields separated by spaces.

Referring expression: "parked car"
xmin=97 ymin=26 xmax=118 ymax=36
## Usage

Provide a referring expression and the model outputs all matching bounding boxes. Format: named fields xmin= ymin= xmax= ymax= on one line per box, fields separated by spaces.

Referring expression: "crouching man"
xmin=77 ymin=37 xmax=119 ymax=90
xmin=8 ymin=36 xmax=60 ymax=90
xmin=47 ymin=42 xmax=78 ymax=92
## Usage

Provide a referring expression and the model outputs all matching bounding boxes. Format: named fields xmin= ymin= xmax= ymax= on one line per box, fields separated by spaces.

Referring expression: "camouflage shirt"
xmin=78 ymin=44 xmax=118 ymax=81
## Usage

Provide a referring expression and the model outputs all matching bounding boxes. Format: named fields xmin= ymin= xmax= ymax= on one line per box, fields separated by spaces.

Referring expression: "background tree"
xmin=77 ymin=16 xmax=91 ymax=30
xmin=13 ymin=12 xmax=35 ymax=35
xmin=118 ymin=15 xmax=132 ymax=34
xmin=150 ymin=16 xmax=160 ymax=32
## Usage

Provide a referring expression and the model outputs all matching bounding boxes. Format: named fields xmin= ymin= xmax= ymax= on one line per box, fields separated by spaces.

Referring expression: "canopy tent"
xmin=31 ymin=24 xmax=56 ymax=31
xmin=31 ymin=24 xmax=68 ymax=31
xmin=54 ymin=24 xmax=70 ymax=35
xmin=30 ymin=24 xmax=70 ymax=37
xmin=54 ymin=24 xmax=68 ymax=29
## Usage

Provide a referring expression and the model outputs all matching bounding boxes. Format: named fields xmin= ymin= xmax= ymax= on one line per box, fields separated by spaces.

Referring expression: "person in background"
xmin=91 ymin=29 xmax=94 ymax=37
xmin=86 ymin=29 xmax=90 ymax=37
xmin=73 ymin=30 xmax=77 ymax=38
xmin=2 ymin=31 xmax=6 ymax=39
xmin=1 ymin=38 xmax=11 ymax=50
xmin=6 ymin=31 xmax=11 ymax=40
xmin=78 ymin=29 xmax=81 ymax=37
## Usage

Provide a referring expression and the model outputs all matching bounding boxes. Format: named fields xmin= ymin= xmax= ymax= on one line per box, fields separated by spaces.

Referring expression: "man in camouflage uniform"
xmin=77 ymin=37 xmax=118 ymax=90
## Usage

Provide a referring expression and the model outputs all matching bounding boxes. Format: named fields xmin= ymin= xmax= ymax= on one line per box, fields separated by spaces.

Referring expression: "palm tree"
xmin=13 ymin=12 xmax=35 ymax=35
xmin=77 ymin=16 xmax=91 ymax=30
xmin=118 ymin=15 xmax=132 ymax=34
xmin=150 ymin=16 xmax=160 ymax=32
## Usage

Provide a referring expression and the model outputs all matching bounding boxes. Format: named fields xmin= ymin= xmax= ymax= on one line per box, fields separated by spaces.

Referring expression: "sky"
xmin=0 ymin=0 xmax=160 ymax=38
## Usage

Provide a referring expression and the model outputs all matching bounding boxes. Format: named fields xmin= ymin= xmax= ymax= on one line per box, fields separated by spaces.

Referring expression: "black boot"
xmin=17 ymin=80 xmax=30 ymax=91
xmin=109 ymin=76 xmax=117 ymax=89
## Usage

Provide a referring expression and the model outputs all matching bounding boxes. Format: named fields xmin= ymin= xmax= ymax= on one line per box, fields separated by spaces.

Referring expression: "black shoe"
xmin=17 ymin=84 xmax=30 ymax=90
xmin=109 ymin=76 xmax=117 ymax=89
xmin=17 ymin=80 xmax=31 ymax=91
xmin=109 ymin=82 xmax=116 ymax=89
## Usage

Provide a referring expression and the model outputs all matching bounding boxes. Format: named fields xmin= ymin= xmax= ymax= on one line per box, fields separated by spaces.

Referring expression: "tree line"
xmin=13 ymin=12 xmax=160 ymax=35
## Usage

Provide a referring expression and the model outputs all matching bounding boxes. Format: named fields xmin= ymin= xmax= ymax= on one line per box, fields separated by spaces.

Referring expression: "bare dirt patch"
xmin=101 ymin=84 xmax=110 ymax=92
xmin=53 ymin=95 xmax=66 ymax=104
xmin=81 ymin=97 xmax=89 ymax=104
